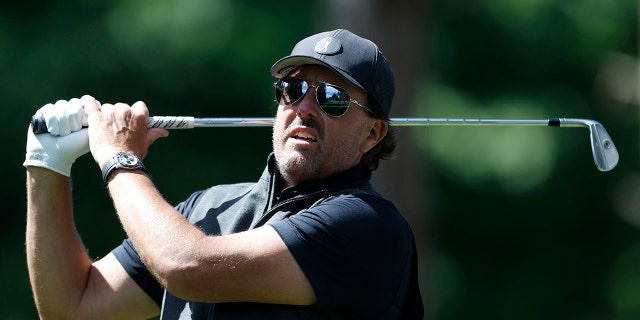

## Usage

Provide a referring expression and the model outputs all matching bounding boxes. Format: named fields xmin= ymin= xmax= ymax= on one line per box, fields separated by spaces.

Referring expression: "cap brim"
xmin=270 ymin=55 xmax=366 ymax=92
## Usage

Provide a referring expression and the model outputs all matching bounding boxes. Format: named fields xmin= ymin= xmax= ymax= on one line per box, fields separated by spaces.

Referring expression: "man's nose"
xmin=295 ymin=87 xmax=320 ymax=118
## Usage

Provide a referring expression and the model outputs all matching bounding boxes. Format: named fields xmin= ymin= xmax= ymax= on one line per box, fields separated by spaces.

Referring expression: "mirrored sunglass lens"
xmin=276 ymin=78 xmax=307 ymax=105
xmin=317 ymin=84 xmax=350 ymax=117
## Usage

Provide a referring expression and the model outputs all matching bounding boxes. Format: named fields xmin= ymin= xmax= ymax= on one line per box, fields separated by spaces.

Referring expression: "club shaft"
xmin=146 ymin=116 xmax=588 ymax=129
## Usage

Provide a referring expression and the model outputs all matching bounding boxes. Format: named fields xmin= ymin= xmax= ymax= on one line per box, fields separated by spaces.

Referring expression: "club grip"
xmin=30 ymin=115 xmax=196 ymax=134
xmin=31 ymin=114 xmax=49 ymax=134
xmin=147 ymin=116 xmax=195 ymax=129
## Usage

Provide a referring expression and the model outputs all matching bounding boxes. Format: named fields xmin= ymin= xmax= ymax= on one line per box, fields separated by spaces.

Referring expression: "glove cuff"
xmin=24 ymin=152 xmax=72 ymax=177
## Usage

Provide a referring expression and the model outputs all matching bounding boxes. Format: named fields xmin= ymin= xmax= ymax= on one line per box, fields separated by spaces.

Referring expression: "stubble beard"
xmin=273 ymin=118 xmax=326 ymax=185
xmin=273 ymin=116 xmax=367 ymax=186
xmin=275 ymin=146 xmax=325 ymax=185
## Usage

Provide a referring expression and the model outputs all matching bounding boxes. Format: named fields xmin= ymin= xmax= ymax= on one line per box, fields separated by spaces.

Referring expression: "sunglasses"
xmin=274 ymin=77 xmax=374 ymax=117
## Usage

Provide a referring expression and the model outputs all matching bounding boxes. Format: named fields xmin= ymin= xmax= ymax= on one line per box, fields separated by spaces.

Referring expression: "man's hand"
xmin=82 ymin=96 xmax=169 ymax=170
xmin=23 ymin=98 xmax=90 ymax=177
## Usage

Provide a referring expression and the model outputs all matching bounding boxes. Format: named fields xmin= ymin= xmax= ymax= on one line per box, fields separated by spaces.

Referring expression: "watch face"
xmin=116 ymin=152 xmax=140 ymax=168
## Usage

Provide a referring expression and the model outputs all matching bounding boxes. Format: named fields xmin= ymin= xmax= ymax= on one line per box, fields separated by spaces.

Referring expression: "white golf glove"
xmin=23 ymin=99 xmax=90 ymax=177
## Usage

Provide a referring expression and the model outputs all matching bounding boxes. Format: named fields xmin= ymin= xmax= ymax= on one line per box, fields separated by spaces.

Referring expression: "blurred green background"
xmin=2 ymin=0 xmax=638 ymax=319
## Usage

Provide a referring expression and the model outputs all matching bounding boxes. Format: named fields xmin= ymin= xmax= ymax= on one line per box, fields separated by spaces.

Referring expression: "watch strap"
xmin=101 ymin=152 xmax=146 ymax=183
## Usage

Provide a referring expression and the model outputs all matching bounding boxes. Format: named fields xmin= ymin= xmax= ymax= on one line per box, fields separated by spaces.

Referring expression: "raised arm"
xmin=24 ymin=98 xmax=159 ymax=319
xmin=83 ymin=96 xmax=316 ymax=305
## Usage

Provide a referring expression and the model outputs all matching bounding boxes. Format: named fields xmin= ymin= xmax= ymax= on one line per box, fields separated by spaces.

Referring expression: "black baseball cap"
xmin=270 ymin=29 xmax=395 ymax=118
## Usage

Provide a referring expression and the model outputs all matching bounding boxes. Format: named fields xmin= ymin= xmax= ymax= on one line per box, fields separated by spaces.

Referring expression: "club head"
xmin=588 ymin=121 xmax=619 ymax=172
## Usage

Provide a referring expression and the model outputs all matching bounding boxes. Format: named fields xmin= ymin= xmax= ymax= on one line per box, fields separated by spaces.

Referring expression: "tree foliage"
xmin=2 ymin=1 xmax=637 ymax=319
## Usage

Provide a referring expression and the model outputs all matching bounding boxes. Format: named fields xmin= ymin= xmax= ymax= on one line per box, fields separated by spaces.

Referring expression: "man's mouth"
xmin=284 ymin=117 xmax=321 ymax=144
xmin=292 ymin=131 xmax=317 ymax=142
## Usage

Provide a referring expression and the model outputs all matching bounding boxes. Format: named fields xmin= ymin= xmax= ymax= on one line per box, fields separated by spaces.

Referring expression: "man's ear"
xmin=360 ymin=120 xmax=388 ymax=154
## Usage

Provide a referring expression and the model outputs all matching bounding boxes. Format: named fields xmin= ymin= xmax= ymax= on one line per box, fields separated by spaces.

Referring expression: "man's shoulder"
xmin=321 ymin=185 xmax=398 ymax=214
xmin=174 ymin=181 xmax=257 ymax=215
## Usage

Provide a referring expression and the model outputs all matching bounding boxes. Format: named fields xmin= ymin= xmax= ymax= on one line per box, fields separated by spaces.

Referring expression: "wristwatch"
xmin=101 ymin=151 xmax=146 ymax=183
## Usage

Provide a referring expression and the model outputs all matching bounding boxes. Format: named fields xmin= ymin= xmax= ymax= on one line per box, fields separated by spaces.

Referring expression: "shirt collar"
xmin=266 ymin=153 xmax=372 ymax=204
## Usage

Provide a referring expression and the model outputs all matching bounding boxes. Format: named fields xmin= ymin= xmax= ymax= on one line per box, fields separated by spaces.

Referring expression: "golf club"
xmin=31 ymin=115 xmax=619 ymax=172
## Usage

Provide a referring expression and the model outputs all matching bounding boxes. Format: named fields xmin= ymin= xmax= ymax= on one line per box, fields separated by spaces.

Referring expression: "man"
xmin=25 ymin=29 xmax=423 ymax=319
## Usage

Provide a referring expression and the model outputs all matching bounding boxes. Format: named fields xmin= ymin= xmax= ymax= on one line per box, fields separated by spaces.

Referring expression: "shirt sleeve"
xmin=110 ymin=190 xmax=206 ymax=306
xmin=112 ymin=239 xmax=164 ymax=306
xmin=270 ymin=193 xmax=413 ymax=309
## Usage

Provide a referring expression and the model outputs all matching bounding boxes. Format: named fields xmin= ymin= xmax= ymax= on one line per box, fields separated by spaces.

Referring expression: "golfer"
xmin=25 ymin=29 xmax=424 ymax=319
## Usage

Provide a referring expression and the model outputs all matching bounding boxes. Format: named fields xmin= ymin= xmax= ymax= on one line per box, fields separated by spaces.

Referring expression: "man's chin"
xmin=275 ymin=151 xmax=322 ymax=180
xmin=277 ymin=152 xmax=311 ymax=169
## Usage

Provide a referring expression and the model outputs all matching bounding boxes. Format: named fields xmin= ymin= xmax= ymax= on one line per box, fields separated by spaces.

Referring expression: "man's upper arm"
xmin=75 ymin=253 xmax=160 ymax=320
xmin=162 ymin=225 xmax=317 ymax=305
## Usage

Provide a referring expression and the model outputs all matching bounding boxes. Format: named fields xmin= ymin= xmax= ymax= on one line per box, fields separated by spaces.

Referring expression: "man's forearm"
xmin=26 ymin=167 xmax=93 ymax=318
xmin=105 ymin=170 xmax=205 ymax=287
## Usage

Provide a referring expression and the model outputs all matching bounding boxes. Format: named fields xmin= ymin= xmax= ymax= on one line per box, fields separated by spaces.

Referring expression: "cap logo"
xmin=314 ymin=36 xmax=341 ymax=55
xmin=278 ymin=66 xmax=296 ymax=75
